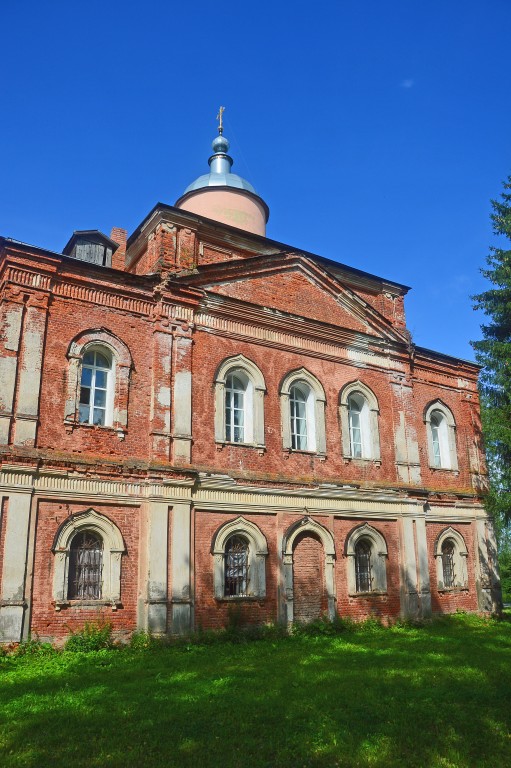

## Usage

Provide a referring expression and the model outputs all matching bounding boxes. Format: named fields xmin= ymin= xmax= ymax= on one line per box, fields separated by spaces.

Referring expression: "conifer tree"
xmin=472 ymin=176 xmax=511 ymax=528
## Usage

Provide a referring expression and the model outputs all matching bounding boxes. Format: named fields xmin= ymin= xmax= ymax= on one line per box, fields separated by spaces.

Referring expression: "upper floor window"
xmin=280 ymin=369 xmax=326 ymax=455
xmin=214 ymin=355 xmax=266 ymax=447
xmin=340 ymin=381 xmax=381 ymax=461
xmin=65 ymin=329 xmax=132 ymax=436
xmin=79 ymin=348 xmax=113 ymax=426
xmin=225 ymin=372 xmax=249 ymax=443
xmin=424 ymin=401 xmax=458 ymax=471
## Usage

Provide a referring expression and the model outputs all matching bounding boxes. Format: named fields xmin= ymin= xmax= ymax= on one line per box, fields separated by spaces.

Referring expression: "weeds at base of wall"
xmin=64 ymin=620 xmax=114 ymax=652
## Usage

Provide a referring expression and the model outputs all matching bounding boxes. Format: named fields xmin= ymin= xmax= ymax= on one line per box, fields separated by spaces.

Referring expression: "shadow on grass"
xmin=1 ymin=615 xmax=511 ymax=768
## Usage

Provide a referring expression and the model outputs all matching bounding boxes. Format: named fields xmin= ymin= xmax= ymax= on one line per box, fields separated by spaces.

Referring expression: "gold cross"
xmin=216 ymin=106 xmax=225 ymax=134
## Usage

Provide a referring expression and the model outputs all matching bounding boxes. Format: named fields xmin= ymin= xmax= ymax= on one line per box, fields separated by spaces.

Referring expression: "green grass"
xmin=1 ymin=614 xmax=511 ymax=768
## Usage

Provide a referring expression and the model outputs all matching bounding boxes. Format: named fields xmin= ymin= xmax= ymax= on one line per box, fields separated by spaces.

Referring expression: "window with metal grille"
xmin=355 ymin=539 xmax=372 ymax=592
xmin=68 ymin=530 xmax=103 ymax=600
xmin=224 ymin=535 xmax=249 ymax=596
xmin=441 ymin=539 xmax=456 ymax=588
xmin=290 ymin=383 xmax=308 ymax=450
xmin=225 ymin=373 xmax=246 ymax=443
xmin=79 ymin=349 xmax=112 ymax=426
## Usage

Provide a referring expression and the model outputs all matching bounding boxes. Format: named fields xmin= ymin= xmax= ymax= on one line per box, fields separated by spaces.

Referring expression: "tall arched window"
xmin=340 ymin=382 xmax=381 ymax=461
xmin=79 ymin=348 xmax=113 ymax=426
xmin=224 ymin=535 xmax=249 ymax=596
xmin=441 ymin=539 xmax=456 ymax=588
xmin=290 ymin=383 xmax=310 ymax=450
xmin=68 ymin=530 xmax=104 ymax=600
xmin=424 ymin=401 xmax=458 ymax=471
xmin=355 ymin=539 xmax=372 ymax=592
xmin=280 ymin=369 xmax=326 ymax=455
xmin=214 ymin=356 xmax=266 ymax=447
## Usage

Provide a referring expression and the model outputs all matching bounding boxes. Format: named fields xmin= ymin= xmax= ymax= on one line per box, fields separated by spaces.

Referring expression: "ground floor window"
xmin=68 ymin=530 xmax=103 ymax=600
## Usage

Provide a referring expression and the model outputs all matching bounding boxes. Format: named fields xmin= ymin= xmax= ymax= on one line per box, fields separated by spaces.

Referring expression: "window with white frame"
xmin=345 ymin=524 xmax=388 ymax=595
xmin=340 ymin=382 xmax=381 ymax=461
xmin=211 ymin=517 xmax=268 ymax=600
xmin=434 ymin=528 xmax=468 ymax=590
xmin=65 ymin=329 xmax=132 ymax=435
xmin=52 ymin=508 xmax=125 ymax=609
xmin=214 ymin=355 xmax=266 ymax=447
xmin=280 ymin=369 xmax=326 ymax=454
xmin=424 ymin=401 xmax=458 ymax=471
xmin=79 ymin=348 xmax=113 ymax=426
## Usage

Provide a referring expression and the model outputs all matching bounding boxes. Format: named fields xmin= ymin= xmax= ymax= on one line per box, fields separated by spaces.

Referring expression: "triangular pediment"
xmin=176 ymin=253 xmax=408 ymax=343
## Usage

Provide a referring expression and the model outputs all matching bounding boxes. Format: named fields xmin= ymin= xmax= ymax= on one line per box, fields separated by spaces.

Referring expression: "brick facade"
xmin=0 ymin=201 xmax=501 ymax=643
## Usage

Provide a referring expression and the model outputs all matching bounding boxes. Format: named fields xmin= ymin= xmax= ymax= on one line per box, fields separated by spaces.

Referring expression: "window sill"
xmin=348 ymin=591 xmax=387 ymax=598
xmin=283 ymin=448 xmax=327 ymax=459
xmin=64 ymin=420 xmax=126 ymax=440
xmin=216 ymin=596 xmax=265 ymax=602
xmin=429 ymin=465 xmax=458 ymax=474
xmin=437 ymin=587 xmax=469 ymax=594
xmin=343 ymin=456 xmax=381 ymax=466
xmin=53 ymin=599 xmax=122 ymax=612
xmin=216 ymin=441 xmax=265 ymax=454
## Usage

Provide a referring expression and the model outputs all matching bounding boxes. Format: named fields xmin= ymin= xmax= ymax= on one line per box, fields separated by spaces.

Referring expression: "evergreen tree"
xmin=472 ymin=176 xmax=511 ymax=529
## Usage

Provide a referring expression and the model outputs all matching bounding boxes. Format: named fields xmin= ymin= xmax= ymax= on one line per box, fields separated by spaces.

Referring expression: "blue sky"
xmin=1 ymin=1 xmax=510 ymax=361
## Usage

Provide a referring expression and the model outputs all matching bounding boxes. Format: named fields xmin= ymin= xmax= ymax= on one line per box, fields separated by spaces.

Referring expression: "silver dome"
xmin=182 ymin=133 xmax=258 ymax=196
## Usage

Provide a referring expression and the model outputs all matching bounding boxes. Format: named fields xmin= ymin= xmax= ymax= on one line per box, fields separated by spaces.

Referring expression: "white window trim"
xmin=434 ymin=527 xmax=468 ymax=590
xmin=280 ymin=368 xmax=326 ymax=455
xmin=51 ymin=508 xmax=125 ymax=609
xmin=65 ymin=329 xmax=132 ymax=435
xmin=339 ymin=381 xmax=381 ymax=461
xmin=424 ymin=400 xmax=458 ymax=471
xmin=214 ymin=355 xmax=266 ymax=447
xmin=345 ymin=523 xmax=388 ymax=595
xmin=211 ymin=516 xmax=268 ymax=599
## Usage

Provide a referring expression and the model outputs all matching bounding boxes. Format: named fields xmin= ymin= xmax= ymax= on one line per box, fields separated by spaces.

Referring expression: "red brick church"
xmin=0 ymin=120 xmax=500 ymax=643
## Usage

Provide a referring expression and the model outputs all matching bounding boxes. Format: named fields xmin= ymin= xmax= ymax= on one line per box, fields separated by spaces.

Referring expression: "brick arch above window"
xmin=51 ymin=508 xmax=125 ymax=609
xmin=339 ymin=380 xmax=381 ymax=461
xmin=64 ymin=328 xmax=133 ymax=436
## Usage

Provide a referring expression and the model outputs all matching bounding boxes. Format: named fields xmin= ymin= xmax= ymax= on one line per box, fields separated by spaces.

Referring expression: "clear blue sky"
xmin=2 ymin=1 xmax=510 ymax=361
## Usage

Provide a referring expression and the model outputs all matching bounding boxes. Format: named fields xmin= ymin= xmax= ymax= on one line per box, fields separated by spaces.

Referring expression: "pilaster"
xmin=0 ymin=491 xmax=33 ymax=642
xmin=170 ymin=501 xmax=193 ymax=634
xmin=172 ymin=333 xmax=193 ymax=463
xmin=143 ymin=501 xmax=169 ymax=634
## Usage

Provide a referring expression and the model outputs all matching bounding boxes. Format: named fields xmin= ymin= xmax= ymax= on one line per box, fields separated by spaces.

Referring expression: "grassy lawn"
xmin=1 ymin=614 xmax=511 ymax=768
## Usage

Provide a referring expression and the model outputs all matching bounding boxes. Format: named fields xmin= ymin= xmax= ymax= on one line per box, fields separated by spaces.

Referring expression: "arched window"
xmin=290 ymin=383 xmax=311 ymax=450
xmin=79 ymin=348 xmax=113 ymax=426
xmin=441 ymin=539 xmax=456 ymax=588
xmin=424 ymin=401 xmax=458 ymax=470
xmin=345 ymin=524 xmax=388 ymax=595
xmin=340 ymin=382 xmax=380 ymax=461
xmin=225 ymin=372 xmax=249 ymax=443
xmin=52 ymin=508 xmax=125 ymax=608
xmin=224 ymin=535 xmax=249 ymax=596
xmin=434 ymin=528 xmax=468 ymax=590
xmin=214 ymin=356 xmax=266 ymax=447
xmin=65 ymin=329 xmax=132 ymax=436
xmin=355 ymin=539 xmax=372 ymax=593
xmin=280 ymin=369 xmax=326 ymax=455
xmin=211 ymin=517 xmax=268 ymax=599
xmin=68 ymin=530 xmax=103 ymax=600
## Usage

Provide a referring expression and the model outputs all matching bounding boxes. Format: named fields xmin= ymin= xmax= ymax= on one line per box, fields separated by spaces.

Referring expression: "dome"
xmin=175 ymin=119 xmax=269 ymax=236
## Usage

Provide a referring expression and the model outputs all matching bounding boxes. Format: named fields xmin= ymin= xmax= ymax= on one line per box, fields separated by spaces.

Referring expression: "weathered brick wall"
xmin=30 ymin=501 xmax=140 ymax=641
